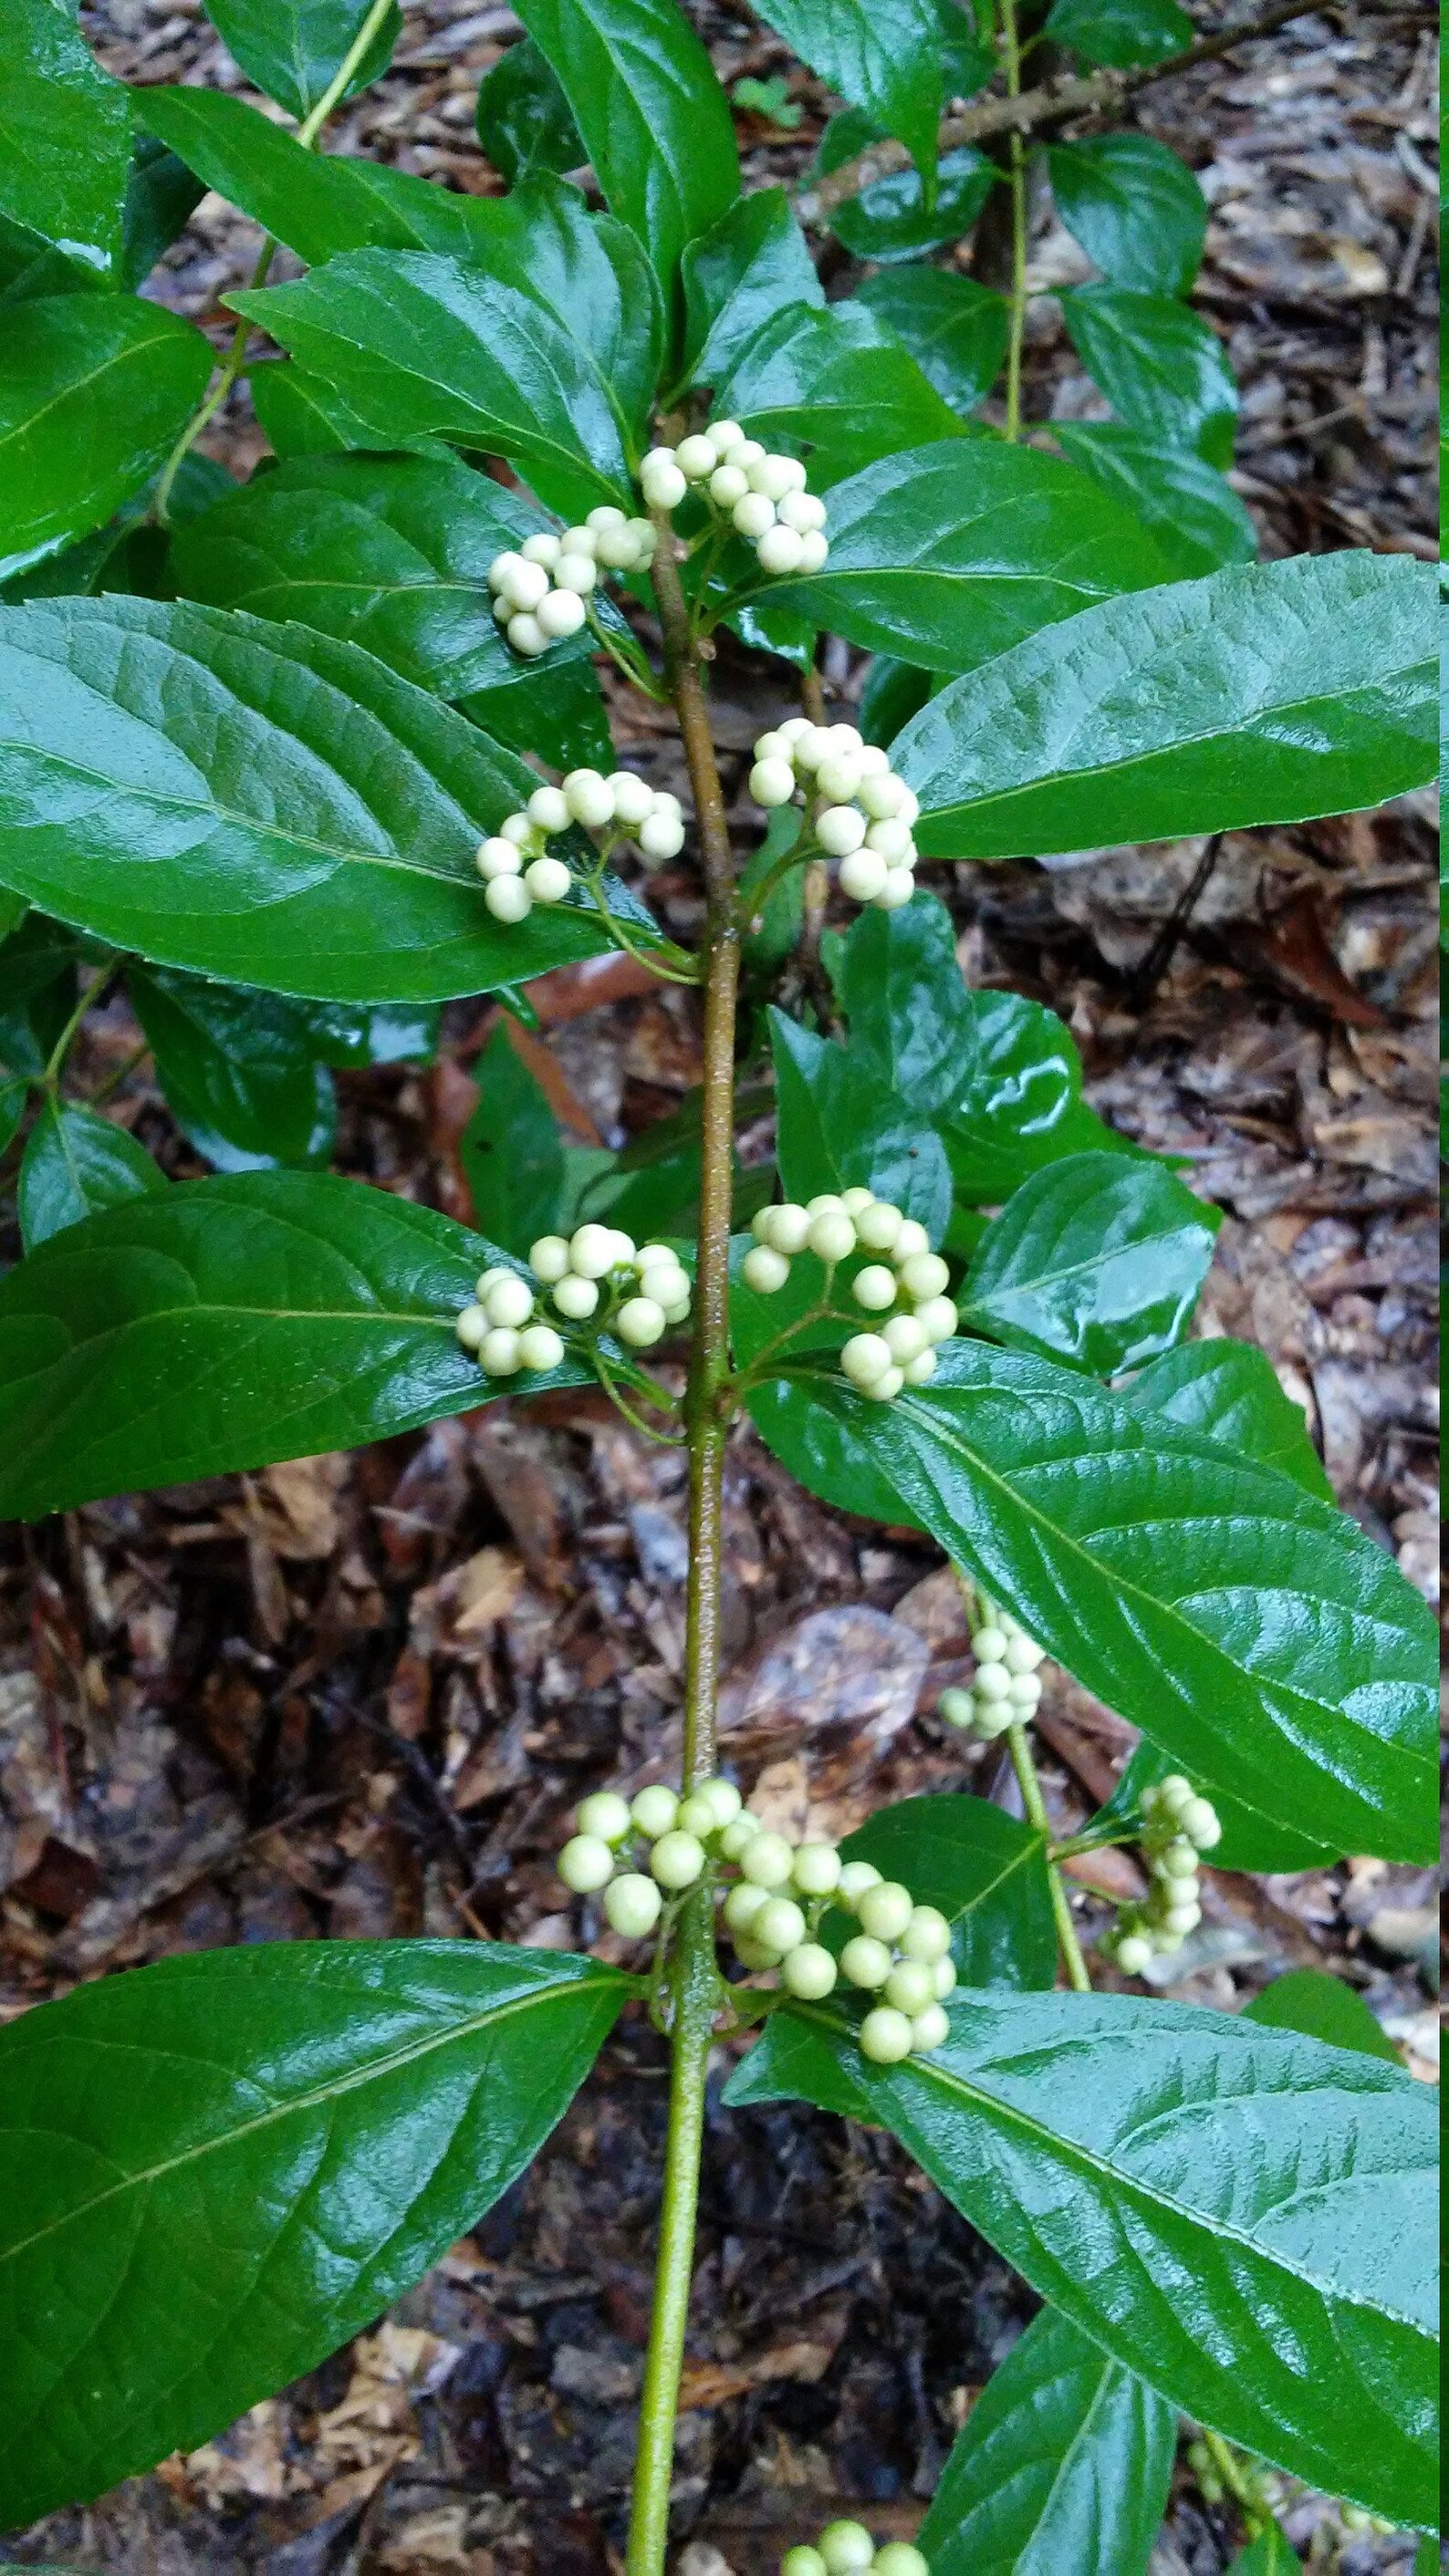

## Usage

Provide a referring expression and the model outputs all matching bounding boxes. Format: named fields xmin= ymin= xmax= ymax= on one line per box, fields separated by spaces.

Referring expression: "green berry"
xmin=900 ymin=1904 xmax=951 ymax=1963
xmin=840 ymin=1935 xmax=892 ymax=1990
xmin=883 ymin=1960 xmax=936 ymax=2016
xmin=603 ymin=1874 xmax=662 ymax=1938
xmin=631 ymin=1785 xmax=679 ymax=1840
xmin=909 ymin=2004 xmax=949 ymax=2054
xmin=576 ymin=1792 xmax=631 ymax=1844
xmin=860 ymin=2005 xmax=913 ymax=2064
xmin=756 ymin=1896 xmax=808 ymax=1955
xmin=724 ymin=1881 xmax=769 ymax=1935
xmin=558 ymin=1833 xmax=615 ymax=1894
xmin=734 ymin=1934 xmax=782 ymax=1971
xmin=937 ymin=1688 xmax=976 ymax=1730
xmin=875 ymin=2547 xmax=928 ymax=2576
xmin=677 ymin=1791 xmax=722 ymax=1839
xmin=695 ymin=1776 xmax=743 ymax=1825
xmin=782 ymin=1943 xmax=839 ymax=2000
xmin=719 ymin=1813 xmax=760 ymax=1861
xmin=971 ymin=1624 xmax=1007 ymax=1663
xmin=857 ymin=1880 xmax=914 ymax=1945
xmin=651 ymin=1829 xmax=706 ymax=1889
xmin=741 ymin=1831 xmax=796 ymax=1888
xmin=1160 ymin=1838 xmax=1199 ymax=1878
xmin=1116 ymin=1933 xmax=1153 ymax=1976
xmin=791 ymin=1841 xmax=841 ymax=1896
xmin=818 ymin=2525 xmax=875 ymax=2576
xmin=782 ymin=2553 xmax=829 ymax=2576
xmin=835 ymin=1860 xmax=883 ymax=1910
xmin=933 ymin=1957 xmax=957 ymax=1999
xmin=1181 ymin=1796 xmax=1221 ymax=1850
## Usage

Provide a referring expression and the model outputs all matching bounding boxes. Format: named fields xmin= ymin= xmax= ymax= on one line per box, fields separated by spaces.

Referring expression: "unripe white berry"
xmin=841 ymin=1333 xmax=893 ymax=1389
xmin=756 ymin=1896 xmax=807 ymax=1954
xmin=485 ymin=876 xmax=532 ymax=921
xmin=500 ymin=811 xmax=537 ymax=846
xmin=638 ymin=809 xmax=686 ymax=861
xmin=908 ymin=2004 xmax=949 ymax=2055
xmin=562 ymin=769 xmax=615 ymax=829
xmin=895 ymin=787 xmax=920 ymax=825
xmin=808 ymin=1212 xmax=857 ymax=1263
xmin=851 ymin=1264 xmax=898 ymax=1313
xmin=818 ymin=2525 xmax=875 ymax=2576
xmin=641 ymin=455 xmax=687 ymax=510
xmin=855 ymin=744 xmax=891 ymax=777
xmin=719 ymin=1813 xmax=760 ymax=1861
xmin=595 ymin=520 xmax=642 ymax=568
xmin=484 ymin=1272 xmax=535 ymax=1329
xmin=507 ymin=612 xmax=549 ymax=657
xmin=553 ymin=551 xmax=598 ymax=597
xmin=734 ymin=1934 xmax=783 ymax=1971
xmin=1158 ymin=1774 xmax=1193 ymax=1806
xmin=873 ymin=2549 xmax=927 ymax=2576
xmin=733 ymin=492 xmax=777 ymax=539
xmin=782 ymin=1942 xmax=839 ymax=2000
xmin=865 ymin=816 xmax=917 ymax=864
xmin=794 ymin=530 xmax=829 ymax=572
xmin=455 ymin=1303 xmax=488 ymax=1352
xmin=605 ymin=1873 xmax=662 ymax=1937
xmin=933 ymin=1956 xmax=957 ymax=1999
xmin=881 ymin=1313 xmax=927 ymax=1365
xmin=524 ymin=1236 xmax=567 ymax=1285
xmin=551 ymin=1273 xmax=599 ymax=1320
xmin=607 ymin=1228 xmax=637 ymax=1266
xmin=741 ymin=1831 xmax=796 ymax=1888
xmin=840 ymin=1935 xmax=892 ymax=1990
xmin=676 ymin=432 xmax=718 ymax=480
xmin=708 ymin=418 xmax=745 ymax=454
xmin=1116 ymin=1934 xmax=1154 ymax=1975
xmin=1007 ymin=1671 xmax=1041 ymax=1709
xmin=743 ymin=452 xmax=794 ymax=502
xmin=559 ymin=1832 xmax=615 ymax=1893
xmin=975 ymin=1664 xmax=1011 ymax=1704
xmin=839 ymin=1187 xmax=875 ymax=1216
xmin=609 ymin=770 xmax=656 ymax=826
xmin=764 ymin=1201 xmax=812 ymax=1255
xmin=640 ymin=1262 xmax=686 ymax=1309
xmin=587 ymin=504 xmax=627 ymax=532
xmin=836 ymin=1861 xmax=883 ymax=1910
xmin=1181 ymin=1797 xmax=1221 ymax=1849
xmin=901 ymin=1905 xmax=952 ymax=1963
xmin=749 ymin=756 xmax=797 ymax=808
xmin=537 ymin=587 xmax=589 ymax=639
xmin=975 ymin=1701 xmax=1015 ymax=1740
xmin=777 ymin=488 xmax=828 ymax=534
xmin=1162 ymin=1900 xmax=1201 ymax=1933
xmin=724 ymin=1880 xmax=769 ymax=1935
xmin=477 ymin=1265 xmax=516 ymax=1302
xmin=743 ymin=1244 xmax=791 ymax=1295
xmin=576 ymin=1791 xmax=632 ymax=1844
xmin=694 ymin=1776 xmax=742 ymax=1826
xmin=709 ymin=463 xmax=750 ymax=507
xmin=651 ymin=1829 xmax=706 ymax=1889
xmin=816 ymin=805 xmax=867 ymax=857
xmin=913 ymin=1294 xmax=958 ymax=1345
xmin=900 ymin=1252 xmax=950 ymax=1302
xmin=891 ymin=1219 xmax=930 ymax=1264
xmin=505 ymin=557 xmax=552 ymax=611
xmin=860 ymin=2005 xmax=914 ymax=2064
xmin=525 ymin=856 xmax=574 ymax=905
xmin=756 ymin=523 xmax=806 ymax=576
xmin=884 ymin=1959 xmax=935 ymax=2016
xmin=526 ymin=784 xmax=569 ymax=835
xmin=973 ymin=1624 xmax=1008 ymax=1664
xmin=476 ymin=836 xmax=523 ymax=880
xmin=1004 ymin=1634 xmax=1045 ymax=1674
xmin=1161 ymin=1838 xmax=1199 ymax=1878
xmin=787 ymin=1844 xmax=839 ymax=1898
xmin=568 ymin=1222 xmax=617 ymax=1279
xmin=937 ymin=1688 xmax=975 ymax=1730
xmin=482 ymin=1325 xmax=526 ymax=1375
xmin=902 ymin=1349 xmax=937 ymax=1387
xmin=672 ymin=1794 xmax=716 ymax=1844
xmin=521 ymin=532 xmax=562 ymax=568
xmin=489 ymin=548 xmax=527 ymax=595
xmin=733 ymin=438 xmax=766 ymax=469
xmin=814 ymin=758 xmax=860 ymax=805
xmin=618 ymin=1296 xmax=666 ymax=1347
xmin=516 ymin=1324 xmax=565 ymax=1374
xmin=851 ymin=1201 xmax=902 ymax=1255
xmin=861 ymin=1365 xmax=904 ymax=1401
xmin=858 ymin=1880 xmax=914 ymax=1945
xmin=752 ymin=730 xmax=794 ymax=765
xmin=629 ymin=517 xmax=656 ymax=557
xmin=631 ymin=1785 xmax=680 ymax=1839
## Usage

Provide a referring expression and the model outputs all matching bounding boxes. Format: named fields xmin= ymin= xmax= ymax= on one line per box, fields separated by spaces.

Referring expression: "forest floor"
xmin=2 ymin=3 xmax=1439 ymax=2570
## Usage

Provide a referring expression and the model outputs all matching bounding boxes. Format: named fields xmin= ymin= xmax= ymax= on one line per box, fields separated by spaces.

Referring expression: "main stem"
xmin=1000 ymin=0 xmax=1027 ymax=442
xmin=1006 ymin=1720 xmax=1092 ymax=1992
xmin=624 ymin=515 xmax=742 ymax=2576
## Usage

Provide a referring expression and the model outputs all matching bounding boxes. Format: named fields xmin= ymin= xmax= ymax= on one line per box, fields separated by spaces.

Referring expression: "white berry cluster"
xmin=1101 ymin=1773 xmax=1222 ymax=1976
xmin=486 ymin=509 xmax=656 ymax=657
xmin=474 ymin=770 xmax=686 ymax=923
xmin=456 ymin=1226 xmax=690 ymax=1371
xmin=557 ymin=1781 xmax=956 ymax=2067
xmin=785 ymin=2530 xmax=927 ymax=2576
xmin=938 ymin=1599 xmax=1048 ymax=1741
xmin=640 ymin=421 xmax=829 ymax=577
xmin=748 ymin=719 xmax=920 ymax=911
xmin=743 ymin=1190 xmax=956 ymax=1402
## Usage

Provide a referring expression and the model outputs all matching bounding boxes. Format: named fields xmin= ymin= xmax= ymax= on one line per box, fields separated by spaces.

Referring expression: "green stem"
xmin=587 ymin=601 xmax=670 ymax=702
xmin=578 ymin=870 xmax=701 ymax=986
xmin=736 ymin=830 xmax=819 ymax=931
xmin=999 ymin=0 xmax=1027 ymax=441
xmin=43 ymin=957 xmax=122 ymax=1094
xmin=153 ymin=0 xmax=394 ymax=525
xmin=1201 ymin=2428 xmax=1270 ymax=2537
xmin=1005 ymin=1719 xmax=1092 ymax=1992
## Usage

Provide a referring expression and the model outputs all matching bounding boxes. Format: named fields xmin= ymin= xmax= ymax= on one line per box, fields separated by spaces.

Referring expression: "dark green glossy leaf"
xmin=716 ymin=299 xmax=963 ymax=485
xmin=1246 ymin=1968 xmax=1402 ymax=2063
xmin=938 ymin=0 xmax=997 ymax=99
xmin=756 ymin=440 xmax=1171 ymax=676
xmin=0 ymin=215 xmax=90 ymax=313
xmin=1047 ymin=133 xmax=1205 ymax=295
xmin=1043 ymin=0 xmax=1192 ymax=66
xmin=460 ymin=1021 xmax=565 ymax=1254
xmin=0 ymin=0 xmax=135 ymax=285
xmin=229 ymin=252 xmax=635 ymax=520
xmin=0 ymin=1170 xmax=596 ymax=1520
xmin=918 ymin=2302 xmax=1176 ymax=2575
xmin=817 ymin=108 xmax=996 ymax=263
xmin=762 ymin=1347 xmax=1437 ymax=1861
xmin=0 ymin=297 xmax=214 ymax=582
xmin=0 ymin=597 xmax=629 ymax=1003
xmin=1060 ymin=285 xmax=1237 ymax=467
xmin=130 ymin=967 xmax=337 ymax=1171
xmin=724 ymin=1988 xmax=1438 ymax=2527
xmin=0 ymin=911 xmax=78 ymax=1015
xmin=753 ymin=0 xmax=942 ymax=182
xmin=0 ymin=914 xmax=77 ymax=1079
xmin=1052 ymin=422 xmax=1257 ymax=578
xmin=0 ymin=1938 xmax=627 ymax=2525
xmin=826 ymin=1794 xmax=1058 ymax=1989
xmin=680 ymin=188 xmax=824 ymax=394
xmin=1090 ymin=1734 xmax=1339 ymax=1877
xmin=1117 ymin=1339 xmax=1333 ymax=1502
xmin=771 ymin=1007 xmax=952 ymax=1237
xmin=120 ymin=134 xmax=208 ymax=293
xmin=299 ymin=998 xmax=439 ymax=1066
xmin=512 ymin=0 xmax=740 ymax=293
xmin=17 ymin=1103 xmax=164 ymax=1251
xmin=250 ymin=358 xmax=441 ymax=460
xmin=898 ymin=554 xmax=1438 ymax=861
xmin=959 ymin=1151 xmax=1219 ymax=1376
xmin=859 ymin=655 xmax=933 ymax=752
xmin=460 ymin=657 xmax=614 ymax=775
xmin=0 ymin=454 xmax=232 ymax=608
xmin=202 ymin=0 xmax=401 ymax=119
xmin=475 ymin=36 xmax=584 ymax=183
xmin=857 ymin=267 xmax=1010 ymax=417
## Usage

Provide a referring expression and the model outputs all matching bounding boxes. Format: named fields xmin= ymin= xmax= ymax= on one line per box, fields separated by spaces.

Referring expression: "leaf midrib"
xmin=0 ymin=317 xmax=182 ymax=466
xmin=964 ymin=1219 xmax=1205 ymax=1316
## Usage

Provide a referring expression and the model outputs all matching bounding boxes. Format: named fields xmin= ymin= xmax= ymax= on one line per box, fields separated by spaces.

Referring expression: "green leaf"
xmin=1225 ymin=2533 xmax=1298 ymax=2576
xmin=857 ymin=267 xmax=1010 ymax=418
xmin=120 ymin=133 xmax=208 ymax=294
xmin=169 ymin=451 xmax=602 ymax=708
xmin=0 ymin=0 xmax=135 ymax=285
xmin=1060 ymin=286 xmax=1237 ymax=467
xmin=771 ymin=1007 xmax=952 ymax=1237
xmin=959 ymin=1151 xmax=1219 ymax=1376
xmin=201 ymin=0 xmax=401 ymax=119
xmin=0 ymin=297 xmax=214 ymax=582
xmin=0 ymin=913 xmax=77 ymax=1078
xmin=460 ymin=657 xmax=615 ymax=776
xmin=917 ymin=2303 xmax=1176 ymax=2575
xmin=761 ymin=1348 xmax=1437 ymax=1862
xmin=716 ymin=299 xmax=964 ymax=486
xmin=460 ymin=1021 xmax=566 ymax=1254
xmin=0 ymin=1169 xmax=595 ymax=1520
xmin=756 ymin=439 xmax=1172 ymax=676
xmin=512 ymin=0 xmax=740 ymax=294
xmin=752 ymin=0 xmax=943 ymax=183
xmin=680 ymin=188 xmax=824 ymax=394
xmin=298 ymin=998 xmax=439 ymax=1066
xmin=475 ymin=36 xmax=584 ymax=183
xmin=817 ymin=108 xmax=996 ymax=264
xmin=859 ymin=652 xmax=933 ymax=750
xmin=1051 ymin=422 xmax=1257 ymax=579
xmin=1043 ymin=0 xmax=1192 ymax=66
xmin=0 ymin=596 xmax=629 ymax=1003
xmin=724 ymin=1988 xmax=1438 ymax=2528
xmin=826 ymin=1794 xmax=1058 ymax=1989
xmin=1046 ymin=134 xmax=1205 ymax=296
xmin=1117 ymin=1338 xmax=1333 ymax=1502
xmin=228 ymin=252 xmax=635 ymax=520
xmin=17 ymin=1103 xmax=165 ymax=1251
xmin=0 ymin=1937 xmax=627 ymax=2526
xmin=897 ymin=554 xmax=1439 ymax=861
xmin=1089 ymin=1735 xmax=1339 ymax=1877
xmin=130 ymin=967 xmax=337 ymax=1172
xmin=1245 ymin=1968 xmax=1402 ymax=2064
xmin=938 ymin=0 xmax=997 ymax=98
xmin=250 ymin=357 xmax=441 ymax=460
